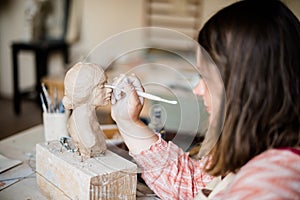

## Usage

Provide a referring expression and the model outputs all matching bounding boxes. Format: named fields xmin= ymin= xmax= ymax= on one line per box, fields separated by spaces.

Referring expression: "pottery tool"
xmin=105 ymin=84 xmax=177 ymax=105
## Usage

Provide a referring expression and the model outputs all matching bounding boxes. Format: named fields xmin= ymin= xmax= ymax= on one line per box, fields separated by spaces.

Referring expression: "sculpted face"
xmin=92 ymin=73 xmax=111 ymax=108
xmin=64 ymin=62 xmax=111 ymax=108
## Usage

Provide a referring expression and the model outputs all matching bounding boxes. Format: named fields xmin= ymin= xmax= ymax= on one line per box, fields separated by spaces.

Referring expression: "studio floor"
xmin=0 ymin=97 xmax=42 ymax=140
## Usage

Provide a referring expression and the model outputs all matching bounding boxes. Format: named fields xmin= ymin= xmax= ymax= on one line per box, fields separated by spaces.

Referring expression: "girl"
xmin=111 ymin=0 xmax=300 ymax=199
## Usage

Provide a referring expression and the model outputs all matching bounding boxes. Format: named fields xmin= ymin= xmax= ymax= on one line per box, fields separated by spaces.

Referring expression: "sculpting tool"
xmin=39 ymin=93 xmax=47 ymax=113
xmin=53 ymin=87 xmax=59 ymax=112
xmin=41 ymin=83 xmax=52 ymax=112
xmin=105 ymin=84 xmax=178 ymax=105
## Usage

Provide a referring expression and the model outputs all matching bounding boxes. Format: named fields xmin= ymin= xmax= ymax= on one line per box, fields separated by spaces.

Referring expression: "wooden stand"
xmin=36 ymin=141 xmax=137 ymax=200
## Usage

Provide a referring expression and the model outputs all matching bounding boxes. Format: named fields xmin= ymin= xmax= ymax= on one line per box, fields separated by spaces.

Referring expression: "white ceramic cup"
xmin=43 ymin=112 xmax=69 ymax=141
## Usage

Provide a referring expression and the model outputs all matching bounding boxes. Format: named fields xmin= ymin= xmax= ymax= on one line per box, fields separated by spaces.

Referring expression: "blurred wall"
xmin=0 ymin=0 xmax=145 ymax=97
xmin=0 ymin=0 xmax=299 ymax=97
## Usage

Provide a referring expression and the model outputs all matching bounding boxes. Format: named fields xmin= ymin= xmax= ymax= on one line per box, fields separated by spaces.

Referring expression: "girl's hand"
xmin=110 ymin=74 xmax=144 ymax=124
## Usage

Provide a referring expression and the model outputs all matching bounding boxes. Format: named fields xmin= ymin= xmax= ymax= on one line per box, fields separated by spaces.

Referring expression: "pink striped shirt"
xmin=132 ymin=137 xmax=300 ymax=199
xmin=214 ymin=148 xmax=300 ymax=199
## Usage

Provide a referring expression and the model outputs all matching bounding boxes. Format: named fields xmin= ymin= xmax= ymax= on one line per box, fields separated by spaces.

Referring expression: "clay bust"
xmin=63 ymin=62 xmax=111 ymax=158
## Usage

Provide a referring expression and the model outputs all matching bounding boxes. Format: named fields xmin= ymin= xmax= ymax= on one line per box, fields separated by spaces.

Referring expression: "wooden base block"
xmin=36 ymin=173 xmax=71 ymax=200
xmin=36 ymin=141 xmax=137 ymax=200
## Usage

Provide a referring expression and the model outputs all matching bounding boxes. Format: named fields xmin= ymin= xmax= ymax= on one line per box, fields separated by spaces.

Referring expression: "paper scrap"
xmin=0 ymin=154 xmax=22 ymax=173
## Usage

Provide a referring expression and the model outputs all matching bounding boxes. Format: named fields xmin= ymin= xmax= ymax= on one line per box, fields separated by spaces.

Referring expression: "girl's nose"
xmin=193 ymin=79 xmax=205 ymax=96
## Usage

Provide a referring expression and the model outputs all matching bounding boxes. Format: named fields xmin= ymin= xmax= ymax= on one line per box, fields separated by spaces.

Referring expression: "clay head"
xmin=63 ymin=62 xmax=110 ymax=109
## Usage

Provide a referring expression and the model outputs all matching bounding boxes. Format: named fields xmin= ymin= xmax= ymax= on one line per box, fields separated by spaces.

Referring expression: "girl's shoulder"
xmin=238 ymin=148 xmax=300 ymax=180
xmin=217 ymin=148 xmax=300 ymax=199
xmin=249 ymin=148 xmax=300 ymax=165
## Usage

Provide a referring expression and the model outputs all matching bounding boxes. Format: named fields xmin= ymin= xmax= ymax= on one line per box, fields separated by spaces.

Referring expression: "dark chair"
xmin=11 ymin=0 xmax=71 ymax=114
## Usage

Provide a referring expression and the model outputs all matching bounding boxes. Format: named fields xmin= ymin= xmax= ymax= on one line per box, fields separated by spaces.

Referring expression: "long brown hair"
xmin=198 ymin=0 xmax=300 ymax=176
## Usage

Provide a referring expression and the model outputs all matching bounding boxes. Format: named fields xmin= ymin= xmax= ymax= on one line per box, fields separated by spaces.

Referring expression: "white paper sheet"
xmin=0 ymin=154 xmax=22 ymax=173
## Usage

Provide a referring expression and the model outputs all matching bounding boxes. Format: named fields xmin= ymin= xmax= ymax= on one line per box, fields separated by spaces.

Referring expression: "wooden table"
xmin=0 ymin=125 xmax=47 ymax=199
xmin=0 ymin=125 xmax=159 ymax=200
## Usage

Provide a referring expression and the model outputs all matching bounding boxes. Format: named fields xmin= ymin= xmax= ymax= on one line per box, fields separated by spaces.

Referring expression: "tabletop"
xmin=0 ymin=125 xmax=159 ymax=200
xmin=0 ymin=125 xmax=48 ymax=200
